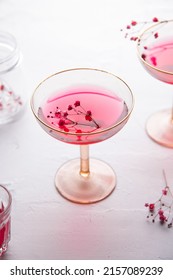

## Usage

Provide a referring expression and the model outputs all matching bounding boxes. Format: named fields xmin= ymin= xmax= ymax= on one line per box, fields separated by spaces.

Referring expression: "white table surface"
xmin=0 ymin=0 xmax=173 ymax=260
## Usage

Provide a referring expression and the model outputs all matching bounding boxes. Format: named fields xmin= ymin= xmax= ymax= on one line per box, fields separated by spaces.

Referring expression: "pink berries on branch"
xmin=145 ymin=181 xmax=173 ymax=229
xmin=46 ymin=100 xmax=100 ymax=133
xmin=120 ymin=17 xmax=159 ymax=41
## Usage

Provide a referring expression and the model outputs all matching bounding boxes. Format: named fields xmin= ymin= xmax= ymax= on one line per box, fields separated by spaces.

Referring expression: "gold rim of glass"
xmin=0 ymin=184 xmax=12 ymax=219
xmin=30 ymin=67 xmax=134 ymax=137
xmin=137 ymin=19 xmax=173 ymax=75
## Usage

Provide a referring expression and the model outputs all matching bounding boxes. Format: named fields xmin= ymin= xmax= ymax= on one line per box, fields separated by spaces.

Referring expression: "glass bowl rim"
xmin=30 ymin=67 xmax=134 ymax=137
xmin=137 ymin=19 xmax=173 ymax=76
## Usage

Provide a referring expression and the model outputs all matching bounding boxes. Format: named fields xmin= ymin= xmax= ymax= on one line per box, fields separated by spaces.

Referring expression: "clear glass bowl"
xmin=0 ymin=31 xmax=26 ymax=125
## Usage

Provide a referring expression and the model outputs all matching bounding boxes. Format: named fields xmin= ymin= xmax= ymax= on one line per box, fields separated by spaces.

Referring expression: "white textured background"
xmin=0 ymin=0 xmax=173 ymax=259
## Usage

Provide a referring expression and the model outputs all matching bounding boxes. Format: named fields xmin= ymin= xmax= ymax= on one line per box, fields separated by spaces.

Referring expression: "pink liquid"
xmin=39 ymin=89 xmax=128 ymax=144
xmin=0 ymin=203 xmax=10 ymax=256
xmin=143 ymin=38 xmax=173 ymax=83
xmin=40 ymin=90 xmax=127 ymax=133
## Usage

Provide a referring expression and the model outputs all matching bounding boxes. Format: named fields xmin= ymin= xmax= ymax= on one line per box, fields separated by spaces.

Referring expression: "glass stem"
xmin=80 ymin=145 xmax=90 ymax=177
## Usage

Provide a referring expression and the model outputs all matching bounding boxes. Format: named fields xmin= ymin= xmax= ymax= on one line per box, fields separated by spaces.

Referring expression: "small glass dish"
xmin=0 ymin=31 xmax=26 ymax=125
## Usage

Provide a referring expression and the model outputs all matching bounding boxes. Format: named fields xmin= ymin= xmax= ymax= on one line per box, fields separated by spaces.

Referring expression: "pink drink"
xmin=39 ymin=89 xmax=128 ymax=144
xmin=0 ymin=203 xmax=10 ymax=256
xmin=142 ymin=38 xmax=173 ymax=84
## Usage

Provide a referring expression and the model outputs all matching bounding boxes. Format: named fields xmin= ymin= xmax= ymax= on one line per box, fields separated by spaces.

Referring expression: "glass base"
xmin=55 ymin=158 xmax=116 ymax=204
xmin=146 ymin=108 xmax=173 ymax=148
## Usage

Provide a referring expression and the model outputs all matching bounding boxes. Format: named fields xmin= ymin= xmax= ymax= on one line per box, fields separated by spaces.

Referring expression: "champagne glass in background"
xmin=137 ymin=20 xmax=173 ymax=147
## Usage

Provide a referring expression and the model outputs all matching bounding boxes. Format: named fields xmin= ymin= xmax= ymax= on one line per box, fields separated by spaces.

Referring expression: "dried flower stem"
xmin=145 ymin=170 xmax=173 ymax=228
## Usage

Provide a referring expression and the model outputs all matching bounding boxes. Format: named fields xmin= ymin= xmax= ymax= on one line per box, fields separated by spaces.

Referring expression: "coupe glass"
xmin=137 ymin=20 xmax=173 ymax=147
xmin=31 ymin=68 xmax=134 ymax=203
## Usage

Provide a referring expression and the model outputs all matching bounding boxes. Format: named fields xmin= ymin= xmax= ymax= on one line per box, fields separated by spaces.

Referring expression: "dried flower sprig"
xmin=145 ymin=170 xmax=173 ymax=228
xmin=46 ymin=100 xmax=100 ymax=133
xmin=120 ymin=17 xmax=159 ymax=41
xmin=120 ymin=18 xmax=172 ymax=68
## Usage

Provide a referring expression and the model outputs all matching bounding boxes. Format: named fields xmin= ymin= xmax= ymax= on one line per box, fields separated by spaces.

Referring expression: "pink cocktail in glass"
xmin=39 ymin=88 xmax=128 ymax=144
xmin=31 ymin=68 xmax=134 ymax=203
xmin=137 ymin=20 xmax=173 ymax=147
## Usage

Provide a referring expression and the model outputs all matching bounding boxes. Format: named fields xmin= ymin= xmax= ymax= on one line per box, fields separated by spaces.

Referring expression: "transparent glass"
xmin=0 ymin=31 xmax=26 ymax=125
xmin=31 ymin=68 xmax=134 ymax=203
xmin=0 ymin=185 xmax=12 ymax=256
xmin=137 ymin=20 xmax=173 ymax=147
